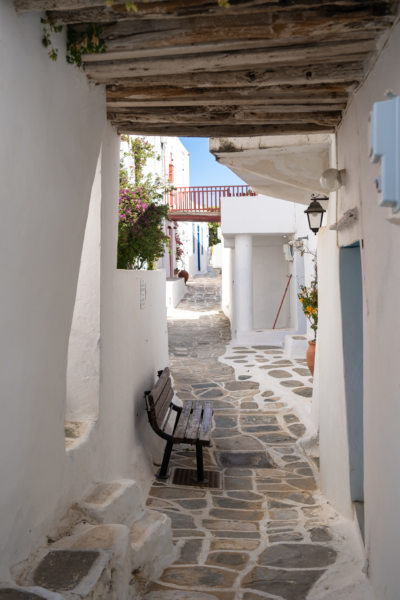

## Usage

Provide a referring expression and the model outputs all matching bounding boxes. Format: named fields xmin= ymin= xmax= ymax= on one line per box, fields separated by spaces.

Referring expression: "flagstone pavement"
xmin=143 ymin=270 xmax=365 ymax=600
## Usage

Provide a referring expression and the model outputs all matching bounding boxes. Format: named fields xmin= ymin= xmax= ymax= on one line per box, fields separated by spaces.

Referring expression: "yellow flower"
xmin=306 ymin=306 xmax=313 ymax=314
xmin=299 ymin=298 xmax=303 ymax=303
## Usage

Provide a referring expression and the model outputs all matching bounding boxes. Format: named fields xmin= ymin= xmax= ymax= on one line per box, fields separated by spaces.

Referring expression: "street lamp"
xmin=304 ymin=194 xmax=327 ymax=234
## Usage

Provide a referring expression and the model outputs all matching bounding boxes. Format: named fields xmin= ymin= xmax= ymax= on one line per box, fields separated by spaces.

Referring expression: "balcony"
xmin=167 ymin=185 xmax=255 ymax=222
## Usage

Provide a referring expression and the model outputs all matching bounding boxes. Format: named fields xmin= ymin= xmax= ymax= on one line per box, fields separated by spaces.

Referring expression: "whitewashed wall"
xmin=316 ymin=20 xmax=400 ymax=600
xmin=67 ymin=153 xmax=102 ymax=421
xmin=220 ymin=195 xmax=311 ymax=337
xmin=179 ymin=221 xmax=210 ymax=277
xmin=0 ymin=4 xmax=169 ymax=578
xmin=253 ymin=236 xmax=291 ymax=329
xmin=0 ymin=2 xmax=105 ymax=575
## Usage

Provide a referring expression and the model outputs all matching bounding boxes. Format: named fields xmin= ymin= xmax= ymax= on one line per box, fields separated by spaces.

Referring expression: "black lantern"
xmin=304 ymin=194 xmax=327 ymax=234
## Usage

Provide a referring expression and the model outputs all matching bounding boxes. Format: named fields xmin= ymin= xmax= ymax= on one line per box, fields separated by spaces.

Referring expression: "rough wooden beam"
xmin=105 ymin=63 xmax=365 ymax=90
xmin=105 ymin=82 xmax=355 ymax=103
xmin=112 ymin=123 xmax=336 ymax=136
xmin=15 ymin=0 xmax=394 ymax=17
xmin=107 ymin=106 xmax=342 ymax=126
xmin=107 ymin=100 xmax=347 ymax=110
xmin=84 ymin=39 xmax=377 ymax=81
xmin=81 ymin=32 xmax=386 ymax=63
xmin=49 ymin=2 xmax=394 ymax=29
xmin=15 ymin=0 xmax=271 ymax=12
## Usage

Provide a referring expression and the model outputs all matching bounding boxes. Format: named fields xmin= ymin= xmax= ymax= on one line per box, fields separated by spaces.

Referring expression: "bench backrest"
xmin=145 ymin=368 xmax=174 ymax=434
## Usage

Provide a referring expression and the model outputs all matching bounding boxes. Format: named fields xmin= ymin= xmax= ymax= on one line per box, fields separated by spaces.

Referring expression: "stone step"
xmin=130 ymin=510 xmax=177 ymax=580
xmin=16 ymin=524 xmax=137 ymax=600
xmin=21 ymin=548 xmax=112 ymax=599
xmin=76 ymin=479 xmax=143 ymax=527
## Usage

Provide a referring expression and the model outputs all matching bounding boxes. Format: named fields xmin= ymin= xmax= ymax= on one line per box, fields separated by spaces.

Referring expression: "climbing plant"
xmin=208 ymin=222 xmax=221 ymax=247
xmin=41 ymin=0 xmax=230 ymax=64
xmin=118 ymin=137 xmax=170 ymax=270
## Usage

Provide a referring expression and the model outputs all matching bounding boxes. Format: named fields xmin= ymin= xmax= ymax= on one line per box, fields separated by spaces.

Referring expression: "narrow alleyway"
xmin=144 ymin=271 xmax=363 ymax=600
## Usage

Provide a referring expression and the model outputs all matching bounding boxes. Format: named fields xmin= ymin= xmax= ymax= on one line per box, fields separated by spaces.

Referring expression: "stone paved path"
xmin=144 ymin=271 xmax=361 ymax=600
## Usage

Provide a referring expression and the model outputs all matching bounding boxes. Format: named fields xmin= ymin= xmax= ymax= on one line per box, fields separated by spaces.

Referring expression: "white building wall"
xmin=220 ymin=195 xmax=311 ymax=342
xmin=253 ymin=236 xmax=291 ymax=329
xmin=316 ymin=20 xmax=400 ymax=600
xmin=0 ymin=4 xmax=169 ymax=578
xmin=179 ymin=221 xmax=209 ymax=277
xmin=0 ymin=2 xmax=105 ymax=574
xmin=66 ymin=152 xmax=102 ymax=421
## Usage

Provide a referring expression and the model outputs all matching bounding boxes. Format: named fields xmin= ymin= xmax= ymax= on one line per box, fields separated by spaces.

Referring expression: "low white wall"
xmin=210 ymin=242 xmax=223 ymax=269
xmin=166 ymin=277 xmax=186 ymax=309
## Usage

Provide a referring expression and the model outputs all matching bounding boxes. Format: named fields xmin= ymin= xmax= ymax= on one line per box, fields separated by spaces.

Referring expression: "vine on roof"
xmin=41 ymin=0 xmax=230 ymax=65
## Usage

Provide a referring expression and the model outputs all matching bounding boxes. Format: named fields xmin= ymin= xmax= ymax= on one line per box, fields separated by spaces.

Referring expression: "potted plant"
xmin=298 ymin=268 xmax=318 ymax=375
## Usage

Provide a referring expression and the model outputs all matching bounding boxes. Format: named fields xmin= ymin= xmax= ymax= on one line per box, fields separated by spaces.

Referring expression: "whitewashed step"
xmin=22 ymin=548 xmax=112 ymax=599
xmin=76 ymin=479 xmax=143 ymax=527
xmin=0 ymin=586 xmax=64 ymax=599
xmin=49 ymin=524 xmax=134 ymax=600
xmin=130 ymin=510 xmax=177 ymax=580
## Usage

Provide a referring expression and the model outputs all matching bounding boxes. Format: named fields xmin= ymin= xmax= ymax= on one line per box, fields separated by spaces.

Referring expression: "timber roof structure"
xmin=15 ymin=0 xmax=400 ymax=136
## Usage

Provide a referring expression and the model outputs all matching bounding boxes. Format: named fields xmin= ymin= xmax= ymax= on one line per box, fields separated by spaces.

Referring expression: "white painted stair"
xmin=10 ymin=479 xmax=176 ymax=600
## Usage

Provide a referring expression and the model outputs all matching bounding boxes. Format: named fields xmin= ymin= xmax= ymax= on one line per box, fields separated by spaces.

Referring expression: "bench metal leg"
xmin=195 ymin=443 xmax=205 ymax=483
xmin=157 ymin=439 xmax=173 ymax=480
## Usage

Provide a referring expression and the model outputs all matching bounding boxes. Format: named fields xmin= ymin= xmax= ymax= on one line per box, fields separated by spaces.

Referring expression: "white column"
xmin=234 ymin=234 xmax=253 ymax=334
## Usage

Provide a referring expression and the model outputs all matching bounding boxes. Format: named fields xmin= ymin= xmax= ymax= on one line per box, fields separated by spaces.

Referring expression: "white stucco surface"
xmin=0 ymin=1 xmax=106 ymax=575
xmin=210 ymin=134 xmax=332 ymax=203
xmin=0 ymin=5 xmax=169 ymax=577
xmin=331 ymin=21 xmax=400 ymax=599
xmin=221 ymin=195 xmax=296 ymax=235
xmin=252 ymin=236 xmax=291 ymax=329
xmin=67 ymin=152 xmax=102 ymax=421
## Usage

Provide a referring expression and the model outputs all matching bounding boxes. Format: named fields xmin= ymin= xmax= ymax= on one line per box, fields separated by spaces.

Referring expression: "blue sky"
xmin=179 ymin=137 xmax=246 ymax=187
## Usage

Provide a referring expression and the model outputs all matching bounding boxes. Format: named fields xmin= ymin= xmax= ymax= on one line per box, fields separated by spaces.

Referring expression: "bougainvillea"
xmin=117 ymin=138 xmax=170 ymax=270
xmin=175 ymin=230 xmax=184 ymax=266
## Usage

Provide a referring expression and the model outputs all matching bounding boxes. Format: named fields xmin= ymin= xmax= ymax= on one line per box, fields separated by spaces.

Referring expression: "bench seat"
xmin=145 ymin=368 xmax=213 ymax=482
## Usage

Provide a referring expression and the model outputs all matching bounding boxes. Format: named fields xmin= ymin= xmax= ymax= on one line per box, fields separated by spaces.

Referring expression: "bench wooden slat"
xmin=149 ymin=367 xmax=170 ymax=406
xmin=173 ymin=399 xmax=193 ymax=442
xmin=158 ymin=387 xmax=174 ymax=428
xmin=198 ymin=401 xmax=213 ymax=443
xmin=185 ymin=400 xmax=203 ymax=442
xmin=154 ymin=382 xmax=174 ymax=425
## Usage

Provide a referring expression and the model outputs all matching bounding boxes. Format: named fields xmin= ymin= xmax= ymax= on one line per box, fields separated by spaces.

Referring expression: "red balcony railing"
xmin=167 ymin=185 xmax=255 ymax=219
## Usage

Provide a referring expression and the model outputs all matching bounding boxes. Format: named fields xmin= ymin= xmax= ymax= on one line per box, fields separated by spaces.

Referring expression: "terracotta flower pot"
xmin=306 ymin=340 xmax=316 ymax=376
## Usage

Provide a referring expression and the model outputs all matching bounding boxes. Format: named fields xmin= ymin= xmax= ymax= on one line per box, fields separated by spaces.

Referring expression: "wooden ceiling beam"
xmin=112 ymin=123 xmax=336 ymax=136
xmin=107 ymin=108 xmax=342 ymax=126
xmin=83 ymin=40 xmax=376 ymax=80
xmin=107 ymin=100 xmax=347 ymax=110
xmin=105 ymin=82 xmax=355 ymax=102
xmin=105 ymin=63 xmax=365 ymax=90
xmin=15 ymin=0 xmax=393 ymax=17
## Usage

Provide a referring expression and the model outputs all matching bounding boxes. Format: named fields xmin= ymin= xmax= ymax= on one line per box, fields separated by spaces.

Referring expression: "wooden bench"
xmin=145 ymin=368 xmax=213 ymax=482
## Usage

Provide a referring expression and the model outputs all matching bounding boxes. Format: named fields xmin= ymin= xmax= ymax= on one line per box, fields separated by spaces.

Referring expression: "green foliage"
xmin=41 ymin=18 xmax=63 ymax=61
xmin=298 ymin=264 xmax=318 ymax=339
xmin=208 ymin=222 xmax=221 ymax=247
xmin=118 ymin=137 xmax=171 ymax=270
xmin=66 ymin=25 xmax=107 ymax=66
